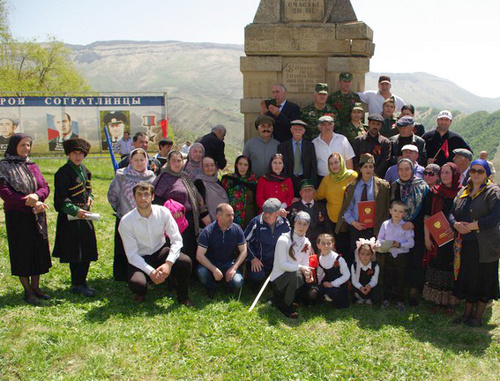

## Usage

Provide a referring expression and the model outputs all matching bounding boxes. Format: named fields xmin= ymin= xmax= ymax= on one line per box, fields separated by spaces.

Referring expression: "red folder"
xmin=358 ymin=201 xmax=375 ymax=228
xmin=425 ymin=211 xmax=455 ymax=247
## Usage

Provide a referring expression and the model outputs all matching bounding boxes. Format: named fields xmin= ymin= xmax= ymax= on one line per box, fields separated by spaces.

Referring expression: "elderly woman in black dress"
xmin=0 ymin=134 xmax=51 ymax=305
xmin=451 ymin=159 xmax=500 ymax=327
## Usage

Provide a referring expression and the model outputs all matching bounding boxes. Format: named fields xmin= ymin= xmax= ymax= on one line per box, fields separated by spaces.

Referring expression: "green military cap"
xmin=314 ymin=83 xmax=329 ymax=94
xmin=352 ymin=102 xmax=364 ymax=112
xmin=300 ymin=179 xmax=316 ymax=190
xmin=339 ymin=72 xmax=353 ymax=81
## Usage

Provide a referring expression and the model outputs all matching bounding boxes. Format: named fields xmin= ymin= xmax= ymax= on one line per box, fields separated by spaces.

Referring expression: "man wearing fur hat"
xmin=53 ymin=138 xmax=98 ymax=297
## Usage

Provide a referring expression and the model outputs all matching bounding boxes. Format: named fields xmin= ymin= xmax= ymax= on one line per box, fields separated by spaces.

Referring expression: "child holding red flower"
xmin=351 ymin=238 xmax=381 ymax=306
xmin=316 ymin=233 xmax=350 ymax=308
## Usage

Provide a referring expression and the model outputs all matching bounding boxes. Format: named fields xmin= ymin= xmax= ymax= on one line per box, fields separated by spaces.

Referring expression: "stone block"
xmin=284 ymin=0 xmax=325 ymax=23
xmin=253 ymin=0 xmax=281 ymax=24
xmin=281 ymin=57 xmax=326 ymax=93
xmin=240 ymin=56 xmax=283 ymax=72
xmin=351 ymin=40 xmax=375 ymax=57
xmin=240 ymin=98 xmax=264 ymax=113
xmin=336 ymin=22 xmax=373 ymax=40
xmin=327 ymin=56 xmax=370 ymax=73
xmin=245 ymin=24 xmax=350 ymax=56
xmin=243 ymin=72 xmax=279 ymax=98
xmin=326 ymin=0 xmax=357 ymax=22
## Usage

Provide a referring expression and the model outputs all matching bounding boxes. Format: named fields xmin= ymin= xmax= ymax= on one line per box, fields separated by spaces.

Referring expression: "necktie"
xmin=306 ymin=203 xmax=312 ymax=209
xmin=361 ymin=183 xmax=368 ymax=202
xmin=293 ymin=141 xmax=302 ymax=176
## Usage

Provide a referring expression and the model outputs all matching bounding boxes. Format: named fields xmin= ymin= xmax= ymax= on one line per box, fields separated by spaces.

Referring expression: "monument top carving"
xmin=253 ymin=0 xmax=357 ymax=24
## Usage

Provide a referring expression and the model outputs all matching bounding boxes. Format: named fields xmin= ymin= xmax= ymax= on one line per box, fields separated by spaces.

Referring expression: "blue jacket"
xmin=244 ymin=214 xmax=290 ymax=263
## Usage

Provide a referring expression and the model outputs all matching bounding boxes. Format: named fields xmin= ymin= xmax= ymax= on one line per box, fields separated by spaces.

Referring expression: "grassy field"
xmin=1 ymin=157 xmax=499 ymax=381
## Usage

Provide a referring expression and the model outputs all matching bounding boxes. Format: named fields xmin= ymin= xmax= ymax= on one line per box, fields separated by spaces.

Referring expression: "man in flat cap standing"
xmin=423 ymin=110 xmax=472 ymax=167
xmin=352 ymin=114 xmax=392 ymax=178
xmin=327 ymin=72 xmax=362 ymax=127
xmin=357 ymin=75 xmax=405 ymax=115
xmin=389 ymin=116 xmax=427 ymax=167
xmin=301 ymin=83 xmax=338 ymax=141
xmin=278 ymin=119 xmax=318 ymax=196
xmin=243 ymin=115 xmax=280 ymax=178
xmin=260 ymin=84 xmax=301 ymax=143
xmin=452 ymin=148 xmax=473 ymax=186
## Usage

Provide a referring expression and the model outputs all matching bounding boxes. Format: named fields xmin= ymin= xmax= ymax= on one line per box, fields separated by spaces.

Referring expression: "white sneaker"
xmin=324 ymin=295 xmax=333 ymax=302
xmin=355 ymin=299 xmax=364 ymax=305
xmin=365 ymin=299 xmax=372 ymax=305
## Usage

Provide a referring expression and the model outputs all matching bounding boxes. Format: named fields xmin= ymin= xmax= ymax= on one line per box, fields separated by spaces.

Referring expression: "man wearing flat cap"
xmin=260 ymin=84 xmax=301 ymax=143
xmin=384 ymin=144 xmax=425 ymax=184
xmin=301 ymin=83 xmax=338 ymax=141
xmin=278 ymin=119 xmax=318 ymax=196
xmin=389 ymin=116 xmax=427 ymax=167
xmin=453 ymin=148 xmax=473 ymax=186
xmin=244 ymin=198 xmax=290 ymax=293
xmin=327 ymin=72 xmax=362 ymax=128
xmin=243 ymin=115 xmax=280 ymax=178
xmin=102 ymin=111 xmax=128 ymax=151
xmin=352 ymin=113 xmax=392 ymax=178
xmin=423 ymin=110 xmax=472 ymax=167
xmin=357 ymin=75 xmax=405 ymax=115
xmin=288 ymin=179 xmax=332 ymax=253
xmin=313 ymin=115 xmax=355 ymax=182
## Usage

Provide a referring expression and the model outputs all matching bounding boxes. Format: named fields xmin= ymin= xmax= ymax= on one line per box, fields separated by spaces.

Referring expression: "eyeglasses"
xmin=469 ymin=168 xmax=486 ymax=175
xmin=423 ymin=172 xmax=436 ymax=176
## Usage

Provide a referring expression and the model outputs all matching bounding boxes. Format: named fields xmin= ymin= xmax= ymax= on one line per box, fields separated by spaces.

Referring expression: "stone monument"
xmin=240 ymin=0 xmax=374 ymax=141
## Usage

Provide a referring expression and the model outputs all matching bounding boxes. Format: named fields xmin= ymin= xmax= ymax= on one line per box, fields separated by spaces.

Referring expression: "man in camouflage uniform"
xmin=336 ymin=102 xmax=367 ymax=146
xmin=327 ymin=72 xmax=361 ymax=127
xmin=301 ymin=83 xmax=338 ymax=141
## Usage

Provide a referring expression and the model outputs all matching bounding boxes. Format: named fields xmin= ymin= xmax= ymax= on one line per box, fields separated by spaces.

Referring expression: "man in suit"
xmin=260 ymin=84 xmax=301 ymax=143
xmin=288 ymin=179 xmax=333 ymax=254
xmin=278 ymin=120 xmax=318 ymax=196
xmin=49 ymin=113 xmax=79 ymax=151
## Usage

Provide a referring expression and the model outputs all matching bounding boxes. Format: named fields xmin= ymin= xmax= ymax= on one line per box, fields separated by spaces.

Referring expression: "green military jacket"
xmin=327 ymin=90 xmax=361 ymax=127
xmin=301 ymin=103 xmax=338 ymax=141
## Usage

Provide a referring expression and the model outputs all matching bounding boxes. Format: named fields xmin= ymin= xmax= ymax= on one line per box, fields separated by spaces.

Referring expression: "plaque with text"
xmin=284 ymin=1 xmax=325 ymax=22
xmin=283 ymin=63 xmax=324 ymax=93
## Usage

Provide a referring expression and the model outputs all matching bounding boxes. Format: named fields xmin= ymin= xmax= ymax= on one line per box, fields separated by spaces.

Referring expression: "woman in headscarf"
xmin=183 ymin=142 xmax=205 ymax=181
xmin=391 ymin=158 xmax=430 ymax=306
xmin=221 ymin=155 xmax=258 ymax=228
xmin=256 ymin=153 xmax=294 ymax=213
xmin=153 ymin=150 xmax=210 ymax=263
xmin=451 ymin=159 xmax=500 ymax=327
xmin=0 ymin=134 xmax=51 ymax=305
xmin=422 ymin=162 xmax=461 ymax=313
xmin=336 ymin=153 xmax=390 ymax=267
xmin=423 ymin=163 xmax=440 ymax=188
xmin=270 ymin=211 xmax=317 ymax=318
xmin=107 ymin=148 xmax=156 ymax=281
xmin=194 ymin=156 xmax=229 ymax=221
xmin=53 ymin=138 xmax=98 ymax=297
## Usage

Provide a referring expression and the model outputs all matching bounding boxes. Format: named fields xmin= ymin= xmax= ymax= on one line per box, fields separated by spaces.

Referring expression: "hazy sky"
xmin=7 ymin=0 xmax=500 ymax=98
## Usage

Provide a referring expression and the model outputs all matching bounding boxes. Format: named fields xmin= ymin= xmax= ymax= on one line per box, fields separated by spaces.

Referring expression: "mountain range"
xmin=67 ymin=40 xmax=500 ymax=164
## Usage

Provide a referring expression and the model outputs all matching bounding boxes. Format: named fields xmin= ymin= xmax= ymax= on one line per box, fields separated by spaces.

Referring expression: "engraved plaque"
xmin=284 ymin=0 xmax=325 ymax=22
xmin=283 ymin=63 xmax=324 ymax=93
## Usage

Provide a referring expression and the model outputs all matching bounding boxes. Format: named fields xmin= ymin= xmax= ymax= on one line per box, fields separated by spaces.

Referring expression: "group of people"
xmin=1 ymin=73 xmax=499 ymax=327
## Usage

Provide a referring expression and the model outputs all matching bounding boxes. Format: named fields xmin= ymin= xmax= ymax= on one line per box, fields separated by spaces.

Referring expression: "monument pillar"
xmin=241 ymin=0 xmax=374 ymax=141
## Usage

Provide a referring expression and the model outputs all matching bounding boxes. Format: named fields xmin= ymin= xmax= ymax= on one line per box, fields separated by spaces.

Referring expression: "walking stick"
xmin=249 ymin=275 xmax=271 ymax=312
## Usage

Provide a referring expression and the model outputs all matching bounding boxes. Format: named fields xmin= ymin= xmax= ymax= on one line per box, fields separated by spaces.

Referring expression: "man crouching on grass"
xmin=118 ymin=182 xmax=193 ymax=306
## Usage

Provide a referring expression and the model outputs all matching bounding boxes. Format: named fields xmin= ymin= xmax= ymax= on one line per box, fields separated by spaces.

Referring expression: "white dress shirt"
xmin=312 ymin=133 xmax=355 ymax=176
xmin=356 ymin=90 xmax=405 ymax=114
xmin=118 ymin=205 xmax=183 ymax=275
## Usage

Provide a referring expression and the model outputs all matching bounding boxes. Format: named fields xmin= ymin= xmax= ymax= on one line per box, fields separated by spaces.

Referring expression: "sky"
xmin=7 ymin=0 xmax=500 ymax=98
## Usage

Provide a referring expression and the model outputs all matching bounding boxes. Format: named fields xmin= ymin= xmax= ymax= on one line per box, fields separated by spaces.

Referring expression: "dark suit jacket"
xmin=267 ymin=100 xmax=301 ymax=143
xmin=277 ymin=138 xmax=318 ymax=185
xmin=389 ymin=133 xmax=427 ymax=166
xmin=335 ymin=176 xmax=390 ymax=236
xmin=200 ymin=132 xmax=227 ymax=170
xmin=288 ymin=200 xmax=333 ymax=253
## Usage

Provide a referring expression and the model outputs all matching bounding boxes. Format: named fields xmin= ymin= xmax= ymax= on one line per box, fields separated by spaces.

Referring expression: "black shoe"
xmin=452 ymin=315 xmax=469 ymax=325
xmin=207 ymin=288 xmax=216 ymax=299
xmin=23 ymin=294 xmax=41 ymax=306
xmin=33 ymin=289 xmax=51 ymax=300
xmin=71 ymin=285 xmax=95 ymax=297
xmin=409 ymin=298 xmax=419 ymax=307
xmin=465 ymin=318 xmax=482 ymax=328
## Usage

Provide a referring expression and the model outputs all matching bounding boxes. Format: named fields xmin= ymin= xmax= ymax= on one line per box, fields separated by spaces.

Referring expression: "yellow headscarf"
xmin=328 ymin=153 xmax=356 ymax=183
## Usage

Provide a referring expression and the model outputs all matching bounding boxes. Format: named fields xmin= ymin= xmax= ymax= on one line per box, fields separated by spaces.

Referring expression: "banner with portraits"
xmin=0 ymin=94 xmax=167 ymax=155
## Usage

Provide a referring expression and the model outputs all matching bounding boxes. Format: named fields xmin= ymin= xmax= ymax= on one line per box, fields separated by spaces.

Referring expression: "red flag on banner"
xmin=160 ymin=118 xmax=168 ymax=138
xmin=441 ymin=139 xmax=449 ymax=158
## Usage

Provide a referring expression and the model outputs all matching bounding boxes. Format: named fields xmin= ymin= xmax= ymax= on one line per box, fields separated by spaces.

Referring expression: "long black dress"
xmin=52 ymin=162 xmax=98 ymax=263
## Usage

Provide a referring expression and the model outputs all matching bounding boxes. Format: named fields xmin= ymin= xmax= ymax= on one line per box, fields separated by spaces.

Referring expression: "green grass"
xmin=1 ymin=158 xmax=499 ymax=380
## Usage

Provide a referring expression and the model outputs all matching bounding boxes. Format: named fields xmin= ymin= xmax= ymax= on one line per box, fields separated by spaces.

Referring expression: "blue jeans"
xmin=197 ymin=261 xmax=244 ymax=290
